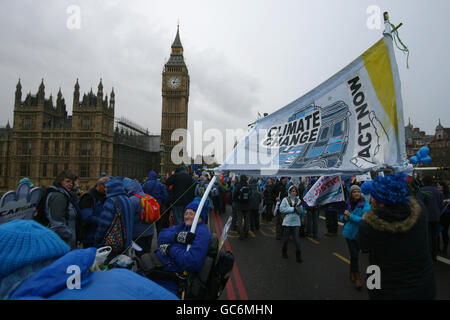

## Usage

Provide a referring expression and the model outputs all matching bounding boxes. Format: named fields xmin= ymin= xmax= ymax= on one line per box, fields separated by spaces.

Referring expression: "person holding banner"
xmin=358 ymin=173 xmax=436 ymax=300
xmin=340 ymin=184 xmax=370 ymax=291
xmin=154 ymin=198 xmax=211 ymax=296
xmin=280 ymin=185 xmax=303 ymax=262
xmin=304 ymin=178 xmax=319 ymax=240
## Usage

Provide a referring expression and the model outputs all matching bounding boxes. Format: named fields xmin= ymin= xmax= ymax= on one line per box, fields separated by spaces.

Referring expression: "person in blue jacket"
xmin=94 ymin=177 xmax=134 ymax=254
xmin=279 ymin=185 xmax=303 ymax=262
xmin=0 ymin=219 xmax=178 ymax=300
xmin=143 ymin=170 xmax=168 ymax=205
xmin=340 ymin=184 xmax=370 ymax=291
xmin=127 ymin=179 xmax=156 ymax=257
xmin=154 ymin=198 xmax=212 ymax=296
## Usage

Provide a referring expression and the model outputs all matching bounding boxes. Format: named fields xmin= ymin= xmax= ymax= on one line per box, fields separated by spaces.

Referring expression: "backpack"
xmin=102 ymin=198 xmax=127 ymax=255
xmin=34 ymin=187 xmax=68 ymax=226
xmin=211 ymin=185 xmax=220 ymax=197
xmin=134 ymin=194 xmax=160 ymax=223
xmin=238 ymin=185 xmax=251 ymax=203
xmin=186 ymin=233 xmax=235 ymax=300
xmin=197 ymin=182 xmax=207 ymax=197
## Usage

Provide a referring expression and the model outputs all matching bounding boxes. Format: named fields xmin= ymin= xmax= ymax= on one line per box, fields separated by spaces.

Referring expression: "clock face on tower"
xmin=168 ymin=76 xmax=181 ymax=89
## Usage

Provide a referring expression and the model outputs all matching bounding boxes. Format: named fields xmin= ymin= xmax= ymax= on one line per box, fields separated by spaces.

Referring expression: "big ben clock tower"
xmin=161 ymin=25 xmax=190 ymax=174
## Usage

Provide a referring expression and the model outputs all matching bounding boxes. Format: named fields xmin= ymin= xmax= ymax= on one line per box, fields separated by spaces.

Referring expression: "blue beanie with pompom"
xmin=0 ymin=220 xmax=70 ymax=277
xmin=361 ymin=173 xmax=409 ymax=206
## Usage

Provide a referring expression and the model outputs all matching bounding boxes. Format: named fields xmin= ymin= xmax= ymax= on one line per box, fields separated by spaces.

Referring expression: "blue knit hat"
xmin=185 ymin=199 xmax=209 ymax=223
xmin=123 ymin=177 xmax=132 ymax=191
xmin=361 ymin=173 xmax=409 ymax=206
xmin=19 ymin=177 xmax=34 ymax=188
xmin=0 ymin=220 xmax=70 ymax=277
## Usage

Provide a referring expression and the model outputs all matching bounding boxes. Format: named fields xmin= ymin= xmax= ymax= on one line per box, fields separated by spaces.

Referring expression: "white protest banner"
xmin=215 ymin=17 xmax=411 ymax=177
xmin=356 ymin=172 xmax=372 ymax=182
xmin=303 ymin=175 xmax=344 ymax=207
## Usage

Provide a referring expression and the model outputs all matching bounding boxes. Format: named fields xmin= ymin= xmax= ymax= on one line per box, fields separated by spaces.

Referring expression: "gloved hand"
xmin=159 ymin=243 xmax=171 ymax=256
xmin=175 ymin=231 xmax=196 ymax=245
xmin=294 ymin=206 xmax=302 ymax=215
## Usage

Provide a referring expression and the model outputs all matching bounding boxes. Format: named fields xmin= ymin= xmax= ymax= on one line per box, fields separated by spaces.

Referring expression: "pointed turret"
xmin=73 ymin=78 xmax=80 ymax=109
xmin=97 ymin=78 xmax=103 ymax=97
xmin=172 ymin=24 xmax=183 ymax=49
xmin=37 ymin=78 xmax=45 ymax=104
xmin=15 ymin=78 xmax=22 ymax=108
xmin=109 ymin=87 xmax=115 ymax=109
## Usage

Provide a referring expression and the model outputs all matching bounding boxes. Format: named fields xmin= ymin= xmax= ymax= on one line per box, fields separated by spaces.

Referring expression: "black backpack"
xmin=238 ymin=185 xmax=251 ymax=203
xmin=197 ymin=182 xmax=207 ymax=197
xmin=34 ymin=187 xmax=68 ymax=226
xmin=186 ymin=233 xmax=235 ymax=300
xmin=211 ymin=185 xmax=220 ymax=197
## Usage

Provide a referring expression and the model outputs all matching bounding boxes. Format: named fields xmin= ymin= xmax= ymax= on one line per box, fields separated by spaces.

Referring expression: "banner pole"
xmin=187 ymin=175 xmax=217 ymax=251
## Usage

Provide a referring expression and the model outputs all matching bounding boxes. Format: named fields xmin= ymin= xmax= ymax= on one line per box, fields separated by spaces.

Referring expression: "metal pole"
xmin=187 ymin=175 xmax=217 ymax=251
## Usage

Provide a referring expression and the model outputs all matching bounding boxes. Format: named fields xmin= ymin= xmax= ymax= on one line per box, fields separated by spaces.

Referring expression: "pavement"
xmin=210 ymin=205 xmax=450 ymax=300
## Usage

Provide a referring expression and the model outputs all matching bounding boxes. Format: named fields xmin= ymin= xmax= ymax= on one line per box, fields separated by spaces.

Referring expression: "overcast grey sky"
xmin=1 ymin=0 xmax=449 ymax=159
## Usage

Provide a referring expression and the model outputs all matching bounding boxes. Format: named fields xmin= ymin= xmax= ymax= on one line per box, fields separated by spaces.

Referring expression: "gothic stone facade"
xmin=0 ymin=79 xmax=160 ymax=192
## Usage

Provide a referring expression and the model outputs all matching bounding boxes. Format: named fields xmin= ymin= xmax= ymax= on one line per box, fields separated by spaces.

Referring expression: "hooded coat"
xmin=166 ymin=167 xmax=196 ymax=207
xmin=154 ymin=201 xmax=211 ymax=295
xmin=127 ymin=179 xmax=155 ymax=239
xmin=339 ymin=198 xmax=371 ymax=240
xmin=94 ymin=177 xmax=134 ymax=250
xmin=142 ymin=171 xmax=168 ymax=205
xmin=280 ymin=190 xmax=302 ymax=227
xmin=2 ymin=248 xmax=178 ymax=300
xmin=357 ymin=198 xmax=436 ymax=300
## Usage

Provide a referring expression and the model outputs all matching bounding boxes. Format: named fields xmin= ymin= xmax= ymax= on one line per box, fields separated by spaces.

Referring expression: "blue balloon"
xmin=410 ymin=156 xmax=419 ymax=164
xmin=417 ymin=146 xmax=430 ymax=158
xmin=421 ymin=155 xmax=432 ymax=164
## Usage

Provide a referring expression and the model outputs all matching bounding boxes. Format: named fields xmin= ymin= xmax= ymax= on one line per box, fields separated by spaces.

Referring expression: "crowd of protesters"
xmin=0 ymin=165 xmax=448 ymax=300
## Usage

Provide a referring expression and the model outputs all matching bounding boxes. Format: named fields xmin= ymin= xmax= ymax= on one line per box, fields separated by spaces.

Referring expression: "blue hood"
xmin=127 ymin=179 xmax=144 ymax=196
xmin=105 ymin=177 xmax=126 ymax=198
xmin=147 ymin=171 xmax=159 ymax=181
xmin=9 ymin=248 xmax=179 ymax=300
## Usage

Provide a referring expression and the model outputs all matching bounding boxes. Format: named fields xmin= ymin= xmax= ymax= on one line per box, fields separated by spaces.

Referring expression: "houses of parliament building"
xmin=0 ymin=26 xmax=189 ymax=192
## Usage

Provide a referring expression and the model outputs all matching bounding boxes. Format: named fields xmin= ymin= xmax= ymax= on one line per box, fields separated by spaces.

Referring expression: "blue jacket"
xmin=3 ymin=248 xmax=178 ymax=300
xmin=94 ymin=177 xmax=134 ymax=249
xmin=155 ymin=222 xmax=211 ymax=274
xmin=280 ymin=195 xmax=302 ymax=227
xmin=142 ymin=171 xmax=168 ymax=205
xmin=128 ymin=179 xmax=155 ymax=238
xmin=340 ymin=199 xmax=371 ymax=240
xmin=79 ymin=188 xmax=107 ymax=248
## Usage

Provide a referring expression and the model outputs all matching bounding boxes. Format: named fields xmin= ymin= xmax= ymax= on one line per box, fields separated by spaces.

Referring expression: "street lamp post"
xmin=160 ymin=142 xmax=165 ymax=179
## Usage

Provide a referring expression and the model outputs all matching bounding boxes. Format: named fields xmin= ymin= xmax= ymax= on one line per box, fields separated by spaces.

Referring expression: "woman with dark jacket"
xmin=45 ymin=170 xmax=81 ymax=249
xmin=357 ymin=173 xmax=436 ymax=300
xmin=340 ymin=184 xmax=370 ymax=290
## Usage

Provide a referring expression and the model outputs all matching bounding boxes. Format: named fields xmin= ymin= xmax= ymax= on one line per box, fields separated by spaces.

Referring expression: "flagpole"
xmin=187 ymin=175 xmax=217 ymax=251
xmin=383 ymin=12 xmax=392 ymax=37
xmin=382 ymin=11 xmax=409 ymax=173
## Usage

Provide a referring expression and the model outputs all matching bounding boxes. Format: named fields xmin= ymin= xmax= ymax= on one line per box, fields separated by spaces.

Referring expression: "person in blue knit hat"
xmin=0 ymin=220 xmax=178 ymax=300
xmin=153 ymin=198 xmax=212 ymax=296
xmin=340 ymin=184 xmax=371 ymax=291
xmin=357 ymin=173 xmax=436 ymax=300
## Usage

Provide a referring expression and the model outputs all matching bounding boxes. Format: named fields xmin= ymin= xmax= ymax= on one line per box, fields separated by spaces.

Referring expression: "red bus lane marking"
xmin=216 ymin=212 xmax=249 ymax=300
xmin=211 ymin=211 xmax=236 ymax=300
